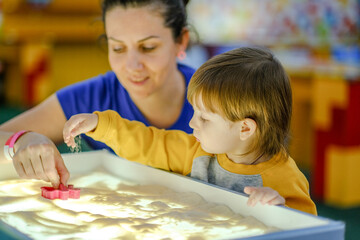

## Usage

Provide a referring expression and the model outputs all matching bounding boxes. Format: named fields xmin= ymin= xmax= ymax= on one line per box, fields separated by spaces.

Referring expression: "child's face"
xmin=189 ymin=98 xmax=242 ymax=155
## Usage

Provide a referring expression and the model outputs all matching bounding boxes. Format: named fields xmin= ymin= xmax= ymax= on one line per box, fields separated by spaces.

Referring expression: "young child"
xmin=63 ymin=47 xmax=317 ymax=215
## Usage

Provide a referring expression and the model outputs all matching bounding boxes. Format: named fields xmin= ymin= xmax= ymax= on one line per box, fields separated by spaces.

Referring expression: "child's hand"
xmin=63 ymin=113 xmax=98 ymax=148
xmin=244 ymin=186 xmax=285 ymax=207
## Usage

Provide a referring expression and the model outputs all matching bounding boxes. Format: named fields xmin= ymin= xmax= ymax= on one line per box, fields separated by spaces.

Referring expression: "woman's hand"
xmin=63 ymin=113 xmax=98 ymax=148
xmin=244 ymin=186 xmax=285 ymax=207
xmin=12 ymin=132 xmax=69 ymax=188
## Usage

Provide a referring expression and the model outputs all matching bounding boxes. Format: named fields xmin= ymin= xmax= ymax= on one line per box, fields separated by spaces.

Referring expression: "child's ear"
xmin=239 ymin=118 xmax=257 ymax=141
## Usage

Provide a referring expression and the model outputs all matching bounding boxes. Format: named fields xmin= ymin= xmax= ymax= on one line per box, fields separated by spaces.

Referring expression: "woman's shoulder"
xmin=177 ymin=63 xmax=196 ymax=82
xmin=56 ymin=71 xmax=124 ymax=105
xmin=178 ymin=62 xmax=196 ymax=72
xmin=58 ymin=71 xmax=121 ymax=92
xmin=56 ymin=71 xmax=128 ymax=118
xmin=83 ymin=71 xmax=118 ymax=85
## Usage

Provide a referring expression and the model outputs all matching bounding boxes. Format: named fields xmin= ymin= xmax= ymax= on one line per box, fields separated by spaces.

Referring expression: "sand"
xmin=0 ymin=170 xmax=278 ymax=240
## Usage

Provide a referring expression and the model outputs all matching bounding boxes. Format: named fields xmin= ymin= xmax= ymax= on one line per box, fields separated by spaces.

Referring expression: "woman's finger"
xmin=12 ymin=157 xmax=26 ymax=178
xmin=19 ymin=156 xmax=37 ymax=179
xmin=30 ymin=152 xmax=50 ymax=182
xmin=39 ymin=145 xmax=60 ymax=188
xmin=54 ymin=153 xmax=69 ymax=186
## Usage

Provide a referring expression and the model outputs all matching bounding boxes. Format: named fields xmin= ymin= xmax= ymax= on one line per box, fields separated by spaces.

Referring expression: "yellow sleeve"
xmin=263 ymin=157 xmax=317 ymax=215
xmin=86 ymin=110 xmax=205 ymax=175
xmin=281 ymin=174 xmax=317 ymax=215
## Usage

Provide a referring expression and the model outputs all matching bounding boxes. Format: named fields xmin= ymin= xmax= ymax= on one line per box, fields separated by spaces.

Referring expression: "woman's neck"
xmin=131 ymin=70 xmax=186 ymax=129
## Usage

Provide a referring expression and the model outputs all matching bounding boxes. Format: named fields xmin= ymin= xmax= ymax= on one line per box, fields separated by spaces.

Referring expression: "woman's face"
xmin=105 ymin=6 xmax=181 ymax=99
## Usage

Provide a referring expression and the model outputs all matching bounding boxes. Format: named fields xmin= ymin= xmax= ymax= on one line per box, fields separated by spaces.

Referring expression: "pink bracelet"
xmin=4 ymin=130 xmax=29 ymax=161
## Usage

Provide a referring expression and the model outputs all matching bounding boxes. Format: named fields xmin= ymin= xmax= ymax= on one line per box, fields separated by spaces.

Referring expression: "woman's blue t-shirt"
xmin=56 ymin=63 xmax=195 ymax=152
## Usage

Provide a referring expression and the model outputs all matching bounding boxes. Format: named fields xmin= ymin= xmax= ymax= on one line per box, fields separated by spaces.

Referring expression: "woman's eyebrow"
xmin=108 ymin=36 xmax=160 ymax=43
xmin=108 ymin=37 xmax=123 ymax=42
xmin=138 ymin=36 xmax=160 ymax=42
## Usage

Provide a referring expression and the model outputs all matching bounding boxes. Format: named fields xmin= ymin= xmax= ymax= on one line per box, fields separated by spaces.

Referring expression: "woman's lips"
xmin=129 ymin=77 xmax=149 ymax=85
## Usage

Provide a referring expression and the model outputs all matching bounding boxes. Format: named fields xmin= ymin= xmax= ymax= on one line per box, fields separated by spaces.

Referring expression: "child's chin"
xmin=200 ymin=144 xmax=215 ymax=154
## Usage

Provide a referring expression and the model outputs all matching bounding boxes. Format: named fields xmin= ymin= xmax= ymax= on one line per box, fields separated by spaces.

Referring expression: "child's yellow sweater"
xmin=87 ymin=110 xmax=317 ymax=215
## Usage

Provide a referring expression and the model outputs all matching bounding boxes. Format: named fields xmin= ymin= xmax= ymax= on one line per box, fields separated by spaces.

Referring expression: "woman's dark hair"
xmin=101 ymin=0 xmax=189 ymax=41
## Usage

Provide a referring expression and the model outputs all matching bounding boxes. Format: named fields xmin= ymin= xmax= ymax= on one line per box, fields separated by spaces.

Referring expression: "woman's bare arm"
xmin=0 ymin=94 xmax=69 ymax=187
xmin=0 ymin=94 xmax=67 ymax=144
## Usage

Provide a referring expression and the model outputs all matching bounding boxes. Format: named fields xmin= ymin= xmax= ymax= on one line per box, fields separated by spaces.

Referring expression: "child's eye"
xmin=200 ymin=116 xmax=208 ymax=122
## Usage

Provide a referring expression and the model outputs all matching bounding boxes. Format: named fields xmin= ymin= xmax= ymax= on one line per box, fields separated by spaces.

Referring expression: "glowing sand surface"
xmin=0 ymin=171 xmax=278 ymax=239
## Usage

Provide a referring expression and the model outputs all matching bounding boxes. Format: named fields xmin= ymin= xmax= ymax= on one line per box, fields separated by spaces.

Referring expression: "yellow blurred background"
xmin=0 ymin=0 xmax=359 ymax=239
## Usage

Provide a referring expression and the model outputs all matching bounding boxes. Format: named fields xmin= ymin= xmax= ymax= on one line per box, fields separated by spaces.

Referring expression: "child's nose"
xmin=189 ymin=115 xmax=197 ymax=130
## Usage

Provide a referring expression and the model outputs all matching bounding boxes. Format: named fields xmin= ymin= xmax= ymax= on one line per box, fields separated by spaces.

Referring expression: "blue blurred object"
xmin=26 ymin=0 xmax=52 ymax=8
xmin=27 ymin=0 xmax=52 ymax=4
xmin=332 ymin=45 xmax=360 ymax=66
xmin=211 ymin=44 xmax=255 ymax=57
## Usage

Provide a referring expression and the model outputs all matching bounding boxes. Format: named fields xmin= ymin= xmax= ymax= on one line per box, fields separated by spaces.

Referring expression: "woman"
xmin=0 ymin=0 xmax=194 ymax=188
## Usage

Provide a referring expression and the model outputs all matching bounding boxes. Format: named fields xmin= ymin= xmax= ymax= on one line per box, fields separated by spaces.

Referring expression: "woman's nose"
xmin=126 ymin=50 xmax=143 ymax=71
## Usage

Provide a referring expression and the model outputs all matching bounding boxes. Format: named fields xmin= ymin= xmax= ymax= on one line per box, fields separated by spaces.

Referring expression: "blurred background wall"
xmin=183 ymin=0 xmax=360 ymax=206
xmin=0 ymin=0 xmax=359 ymax=238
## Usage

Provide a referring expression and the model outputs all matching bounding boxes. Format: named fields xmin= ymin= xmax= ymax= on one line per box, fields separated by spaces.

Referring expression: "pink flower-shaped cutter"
xmin=41 ymin=184 xmax=80 ymax=200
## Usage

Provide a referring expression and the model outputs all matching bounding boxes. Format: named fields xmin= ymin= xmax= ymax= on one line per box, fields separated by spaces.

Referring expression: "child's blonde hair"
xmin=187 ymin=47 xmax=292 ymax=156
